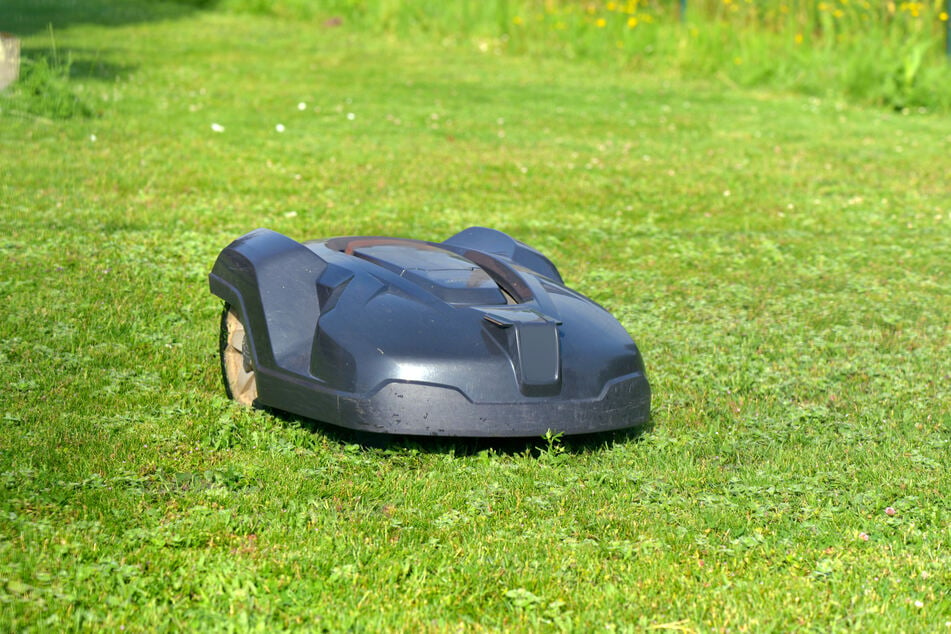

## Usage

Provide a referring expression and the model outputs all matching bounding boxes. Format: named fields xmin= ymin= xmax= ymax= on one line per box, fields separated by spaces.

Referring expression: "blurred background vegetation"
xmin=3 ymin=0 xmax=950 ymax=111
xmin=168 ymin=0 xmax=951 ymax=111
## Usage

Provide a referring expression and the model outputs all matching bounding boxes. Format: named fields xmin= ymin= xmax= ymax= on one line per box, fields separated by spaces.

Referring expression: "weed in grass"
xmin=1 ymin=54 xmax=93 ymax=120
xmin=0 ymin=26 xmax=94 ymax=120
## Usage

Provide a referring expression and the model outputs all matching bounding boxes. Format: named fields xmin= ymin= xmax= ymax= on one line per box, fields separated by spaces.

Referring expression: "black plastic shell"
xmin=209 ymin=227 xmax=650 ymax=437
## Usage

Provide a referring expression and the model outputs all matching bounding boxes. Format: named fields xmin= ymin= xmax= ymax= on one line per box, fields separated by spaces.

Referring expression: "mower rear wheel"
xmin=220 ymin=305 xmax=258 ymax=406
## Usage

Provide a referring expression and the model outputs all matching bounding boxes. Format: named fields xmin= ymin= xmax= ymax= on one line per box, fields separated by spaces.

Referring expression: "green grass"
xmin=202 ymin=0 xmax=951 ymax=111
xmin=1 ymin=1 xmax=950 ymax=631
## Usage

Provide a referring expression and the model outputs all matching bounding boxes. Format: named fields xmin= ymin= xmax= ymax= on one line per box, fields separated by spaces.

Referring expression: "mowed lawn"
xmin=1 ymin=2 xmax=949 ymax=631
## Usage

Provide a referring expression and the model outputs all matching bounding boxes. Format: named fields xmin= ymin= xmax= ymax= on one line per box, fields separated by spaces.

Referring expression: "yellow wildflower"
xmin=513 ymin=16 xmax=523 ymax=25
xmin=596 ymin=17 xmax=607 ymax=27
xmin=940 ymin=12 xmax=949 ymax=21
xmin=627 ymin=16 xmax=639 ymax=27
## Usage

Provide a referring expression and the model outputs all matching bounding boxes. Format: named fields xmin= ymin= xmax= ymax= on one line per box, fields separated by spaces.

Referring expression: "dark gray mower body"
xmin=209 ymin=227 xmax=650 ymax=437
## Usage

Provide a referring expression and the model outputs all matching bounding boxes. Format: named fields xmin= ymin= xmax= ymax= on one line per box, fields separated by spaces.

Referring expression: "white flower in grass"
xmin=211 ymin=123 xmax=225 ymax=133
xmin=298 ymin=102 xmax=307 ymax=111
xmin=347 ymin=112 xmax=355 ymax=120
xmin=275 ymin=123 xmax=285 ymax=133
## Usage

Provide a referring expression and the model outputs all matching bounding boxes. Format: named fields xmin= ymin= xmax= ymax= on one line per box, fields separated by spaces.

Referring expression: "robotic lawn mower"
xmin=209 ymin=227 xmax=650 ymax=437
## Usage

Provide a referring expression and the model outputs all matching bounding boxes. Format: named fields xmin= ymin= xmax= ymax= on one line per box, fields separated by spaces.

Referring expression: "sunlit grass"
xmin=1 ymin=1 xmax=950 ymax=631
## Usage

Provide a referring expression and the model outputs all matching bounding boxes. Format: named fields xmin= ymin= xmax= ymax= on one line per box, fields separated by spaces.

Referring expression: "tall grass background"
xmin=200 ymin=0 xmax=951 ymax=110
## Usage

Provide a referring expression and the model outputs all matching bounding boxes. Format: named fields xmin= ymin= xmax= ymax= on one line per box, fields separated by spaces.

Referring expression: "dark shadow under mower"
xmin=209 ymin=227 xmax=650 ymax=437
